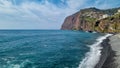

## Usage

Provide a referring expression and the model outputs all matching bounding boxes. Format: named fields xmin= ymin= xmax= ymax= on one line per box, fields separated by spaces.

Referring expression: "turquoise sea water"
xmin=0 ymin=30 xmax=103 ymax=68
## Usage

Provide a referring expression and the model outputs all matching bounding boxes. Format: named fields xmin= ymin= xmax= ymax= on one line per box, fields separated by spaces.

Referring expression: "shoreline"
xmin=95 ymin=34 xmax=120 ymax=68
xmin=95 ymin=37 xmax=112 ymax=68
xmin=78 ymin=34 xmax=112 ymax=68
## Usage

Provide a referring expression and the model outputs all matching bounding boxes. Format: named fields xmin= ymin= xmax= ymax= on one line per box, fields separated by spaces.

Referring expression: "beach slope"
xmin=102 ymin=34 xmax=120 ymax=68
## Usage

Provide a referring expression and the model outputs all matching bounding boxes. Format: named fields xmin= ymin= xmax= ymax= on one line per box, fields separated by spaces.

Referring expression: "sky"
xmin=0 ymin=0 xmax=120 ymax=29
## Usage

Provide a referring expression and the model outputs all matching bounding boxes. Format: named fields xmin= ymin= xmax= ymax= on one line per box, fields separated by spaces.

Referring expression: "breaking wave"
xmin=78 ymin=34 xmax=112 ymax=68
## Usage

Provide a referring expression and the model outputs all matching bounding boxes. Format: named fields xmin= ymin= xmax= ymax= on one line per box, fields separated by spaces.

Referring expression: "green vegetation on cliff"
xmin=61 ymin=7 xmax=120 ymax=33
xmin=94 ymin=12 xmax=120 ymax=33
xmin=84 ymin=16 xmax=97 ymax=22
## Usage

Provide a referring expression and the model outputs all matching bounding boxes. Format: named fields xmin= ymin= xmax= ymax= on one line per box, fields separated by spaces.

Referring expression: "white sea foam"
xmin=92 ymin=31 xmax=97 ymax=33
xmin=19 ymin=52 xmax=35 ymax=55
xmin=2 ymin=59 xmax=35 ymax=68
xmin=78 ymin=34 xmax=112 ymax=68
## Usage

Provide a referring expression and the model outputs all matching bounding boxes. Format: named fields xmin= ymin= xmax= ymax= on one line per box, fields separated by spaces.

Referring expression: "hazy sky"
xmin=0 ymin=0 xmax=120 ymax=29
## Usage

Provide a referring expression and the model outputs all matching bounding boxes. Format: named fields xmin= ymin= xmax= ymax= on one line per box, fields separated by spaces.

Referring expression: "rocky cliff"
xmin=61 ymin=7 xmax=120 ymax=33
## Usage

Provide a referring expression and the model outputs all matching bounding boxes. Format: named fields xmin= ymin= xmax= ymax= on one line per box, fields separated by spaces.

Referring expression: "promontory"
xmin=61 ymin=7 xmax=120 ymax=33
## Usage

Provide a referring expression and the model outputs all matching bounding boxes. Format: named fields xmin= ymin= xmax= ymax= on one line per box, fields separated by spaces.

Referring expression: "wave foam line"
xmin=78 ymin=34 xmax=112 ymax=68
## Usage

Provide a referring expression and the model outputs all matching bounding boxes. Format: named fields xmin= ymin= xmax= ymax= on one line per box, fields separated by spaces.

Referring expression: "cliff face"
xmin=61 ymin=12 xmax=81 ymax=30
xmin=61 ymin=7 xmax=120 ymax=33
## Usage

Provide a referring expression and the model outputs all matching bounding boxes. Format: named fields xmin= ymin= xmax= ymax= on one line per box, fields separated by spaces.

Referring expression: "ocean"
xmin=0 ymin=30 xmax=111 ymax=68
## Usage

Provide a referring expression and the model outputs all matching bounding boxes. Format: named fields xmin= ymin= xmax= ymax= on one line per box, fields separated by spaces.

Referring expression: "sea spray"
xmin=78 ymin=34 xmax=112 ymax=68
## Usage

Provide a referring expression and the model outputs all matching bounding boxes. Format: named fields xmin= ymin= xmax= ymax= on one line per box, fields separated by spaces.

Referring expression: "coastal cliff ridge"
xmin=61 ymin=7 xmax=120 ymax=33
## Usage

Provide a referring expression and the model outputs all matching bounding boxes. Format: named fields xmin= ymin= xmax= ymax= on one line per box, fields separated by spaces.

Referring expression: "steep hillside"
xmin=61 ymin=7 xmax=120 ymax=33
xmin=95 ymin=13 xmax=120 ymax=33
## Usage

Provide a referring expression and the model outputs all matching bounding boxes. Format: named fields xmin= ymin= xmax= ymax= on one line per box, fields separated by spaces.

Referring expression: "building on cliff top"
xmin=114 ymin=9 xmax=120 ymax=15
xmin=118 ymin=9 xmax=120 ymax=13
xmin=99 ymin=14 xmax=109 ymax=20
xmin=102 ymin=14 xmax=109 ymax=18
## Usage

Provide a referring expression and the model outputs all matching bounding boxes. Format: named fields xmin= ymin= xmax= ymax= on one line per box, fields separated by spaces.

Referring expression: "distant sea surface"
xmin=0 ymin=30 xmax=105 ymax=68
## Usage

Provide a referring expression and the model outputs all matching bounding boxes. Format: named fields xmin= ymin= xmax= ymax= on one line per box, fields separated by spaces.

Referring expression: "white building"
xmin=118 ymin=9 xmax=120 ymax=13
xmin=102 ymin=14 xmax=109 ymax=18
